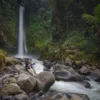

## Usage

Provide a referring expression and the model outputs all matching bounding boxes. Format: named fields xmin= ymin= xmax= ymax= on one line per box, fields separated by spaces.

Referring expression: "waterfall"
xmin=14 ymin=5 xmax=39 ymax=58
xmin=17 ymin=6 xmax=27 ymax=57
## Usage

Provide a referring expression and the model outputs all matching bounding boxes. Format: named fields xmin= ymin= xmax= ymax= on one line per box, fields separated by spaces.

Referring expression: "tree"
xmin=50 ymin=0 xmax=68 ymax=42
xmin=82 ymin=4 xmax=100 ymax=59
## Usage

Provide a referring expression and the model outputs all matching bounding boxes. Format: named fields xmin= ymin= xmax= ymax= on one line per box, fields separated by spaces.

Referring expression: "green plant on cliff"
xmin=0 ymin=49 xmax=7 ymax=69
xmin=0 ymin=49 xmax=7 ymax=56
xmin=82 ymin=4 xmax=100 ymax=60
xmin=26 ymin=1 xmax=51 ymax=52
xmin=0 ymin=0 xmax=18 ymax=48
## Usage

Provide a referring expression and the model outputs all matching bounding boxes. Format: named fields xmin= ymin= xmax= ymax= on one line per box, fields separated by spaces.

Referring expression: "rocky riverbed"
xmin=0 ymin=54 xmax=100 ymax=100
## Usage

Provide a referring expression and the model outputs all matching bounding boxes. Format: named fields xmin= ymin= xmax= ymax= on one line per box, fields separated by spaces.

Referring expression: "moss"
xmin=0 ymin=49 xmax=7 ymax=69
xmin=40 ymin=28 xmax=100 ymax=65
xmin=0 ymin=49 xmax=7 ymax=57
xmin=0 ymin=55 xmax=5 ymax=69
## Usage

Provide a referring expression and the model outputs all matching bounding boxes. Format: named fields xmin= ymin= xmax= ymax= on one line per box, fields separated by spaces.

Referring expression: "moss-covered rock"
xmin=40 ymin=42 xmax=100 ymax=66
xmin=0 ymin=49 xmax=7 ymax=57
xmin=0 ymin=49 xmax=7 ymax=69
xmin=5 ymin=56 xmax=21 ymax=66
xmin=0 ymin=55 xmax=5 ymax=69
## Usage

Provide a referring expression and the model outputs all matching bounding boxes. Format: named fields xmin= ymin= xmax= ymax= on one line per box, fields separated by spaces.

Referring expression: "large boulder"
xmin=0 ymin=83 xmax=24 ymax=97
xmin=5 ymin=56 xmax=21 ymax=66
xmin=15 ymin=64 xmax=29 ymax=75
xmin=17 ymin=73 xmax=36 ymax=93
xmin=14 ymin=94 xmax=29 ymax=100
xmin=86 ymin=68 xmax=100 ymax=81
xmin=7 ymin=77 xmax=17 ymax=83
xmin=43 ymin=60 xmax=53 ymax=69
xmin=70 ymin=95 xmax=83 ymax=100
xmin=52 ymin=64 xmax=69 ymax=71
xmin=53 ymin=70 xmax=84 ymax=82
xmin=78 ymin=66 xmax=91 ymax=75
xmin=72 ymin=61 xmax=83 ymax=69
xmin=52 ymin=94 xmax=69 ymax=100
xmin=39 ymin=91 xmax=89 ymax=100
xmin=2 ymin=95 xmax=13 ymax=100
xmin=65 ymin=57 xmax=72 ymax=66
xmin=36 ymin=71 xmax=55 ymax=92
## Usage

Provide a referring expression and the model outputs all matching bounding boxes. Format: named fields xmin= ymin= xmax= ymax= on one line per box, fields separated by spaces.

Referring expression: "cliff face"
xmin=0 ymin=0 xmax=44 ymax=49
xmin=0 ymin=0 xmax=18 ymax=48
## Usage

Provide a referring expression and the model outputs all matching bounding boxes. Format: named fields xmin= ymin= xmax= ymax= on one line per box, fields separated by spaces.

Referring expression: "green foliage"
xmin=63 ymin=28 xmax=98 ymax=54
xmin=82 ymin=4 xmax=100 ymax=60
xmin=82 ymin=14 xmax=100 ymax=24
xmin=27 ymin=23 xmax=50 ymax=51
xmin=82 ymin=4 xmax=100 ymax=25
xmin=0 ymin=0 xmax=18 ymax=47
xmin=0 ymin=49 xmax=7 ymax=56
xmin=94 ymin=4 xmax=100 ymax=19
xmin=26 ymin=3 xmax=51 ymax=52
xmin=41 ymin=28 xmax=99 ymax=62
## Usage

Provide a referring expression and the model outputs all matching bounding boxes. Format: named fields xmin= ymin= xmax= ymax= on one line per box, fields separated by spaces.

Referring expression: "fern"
xmin=82 ymin=14 xmax=100 ymax=24
xmin=82 ymin=4 xmax=100 ymax=25
xmin=94 ymin=4 xmax=100 ymax=19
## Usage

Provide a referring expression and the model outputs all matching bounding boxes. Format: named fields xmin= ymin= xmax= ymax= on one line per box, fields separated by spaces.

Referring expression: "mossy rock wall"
xmin=0 ymin=49 xmax=7 ymax=69
xmin=0 ymin=55 xmax=5 ymax=69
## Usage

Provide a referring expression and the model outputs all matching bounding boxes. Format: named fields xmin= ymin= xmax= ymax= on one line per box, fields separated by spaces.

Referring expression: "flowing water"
xmin=14 ymin=6 xmax=40 ymax=58
xmin=50 ymin=81 xmax=100 ymax=100
xmin=32 ymin=61 xmax=100 ymax=100
xmin=18 ymin=6 xmax=25 ymax=56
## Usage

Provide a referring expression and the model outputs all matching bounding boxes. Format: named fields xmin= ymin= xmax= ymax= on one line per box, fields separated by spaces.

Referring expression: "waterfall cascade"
xmin=14 ymin=5 xmax=39 ymax=58
xmin=17 ymin=6 xmax=27 ymax=57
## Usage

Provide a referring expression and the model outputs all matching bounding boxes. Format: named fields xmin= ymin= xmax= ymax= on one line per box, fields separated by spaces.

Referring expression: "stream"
xmin=32 ymin=59 xmax=100 ymax=100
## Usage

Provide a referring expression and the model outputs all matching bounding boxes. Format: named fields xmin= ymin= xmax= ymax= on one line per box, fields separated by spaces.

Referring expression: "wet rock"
xmin=52 ymin=64 xmax=69 ymax=71
xmin=80 ymin=81 xmax=91 ymax=89
xmin=78 ymin=66 xmax=91 ymax=75
xmin=65 ymin=58 xmax=72 ymax=66
xmin=66 ymin=93 xmax=90 ymax=100
xmin=43 ymin=67 xmax=50 ymax=71
xmin=52 ymin=93 xmax=69 ymax=100
xmin=17 ymin=73 xmax=36 ymax=93
xmin=72 ymin=61 xmax=83 ymax=69
xmin=8 ymin=77 xmax=17 ymax=83
xmin=43 ymin=60 xmax=52 ymax=69
xmin=53 ymin=70 xmax=72 ymax=81
xmin=15 ymin=64 xmax=30 ymax=75
xmin=70 ymin=95 xmax=83 ymax=100
xmin=52 ymin=94 xmax=69 ymax=100
xmin=86 ymin=68 xmax=100 ymax=81
xmin=84 ymin=81 xmax=91 ymax=88
xmin=59 ymin=96 xmax=69 ymax=100
xmin=77 ymin=94 xmax=90 ymax=100
xmin=2 ymin=95 xmax=13 ymax=100
xmin=0 ymin=83 xmax=23 ymax=97
xmin=53 ymin=70 xmax=84 ymax=82
xmin=40 ymin=91 xmax=90 ymax=100
xmin=5 ymin=57 xmax=21 ymax=66
xmin=95 ymin=77 xmax=100 ymax=82
xmin=14 ymin=94 xmax=29 ymax=100
xmin=36 ymin=71 xmax=55 ymax=92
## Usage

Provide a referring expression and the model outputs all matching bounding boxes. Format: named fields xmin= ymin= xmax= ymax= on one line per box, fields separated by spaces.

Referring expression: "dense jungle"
xmin=0 ymin=0 xmax=100 ymax=100
xmin=0 ymin=0 xmax=100 ymax=63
